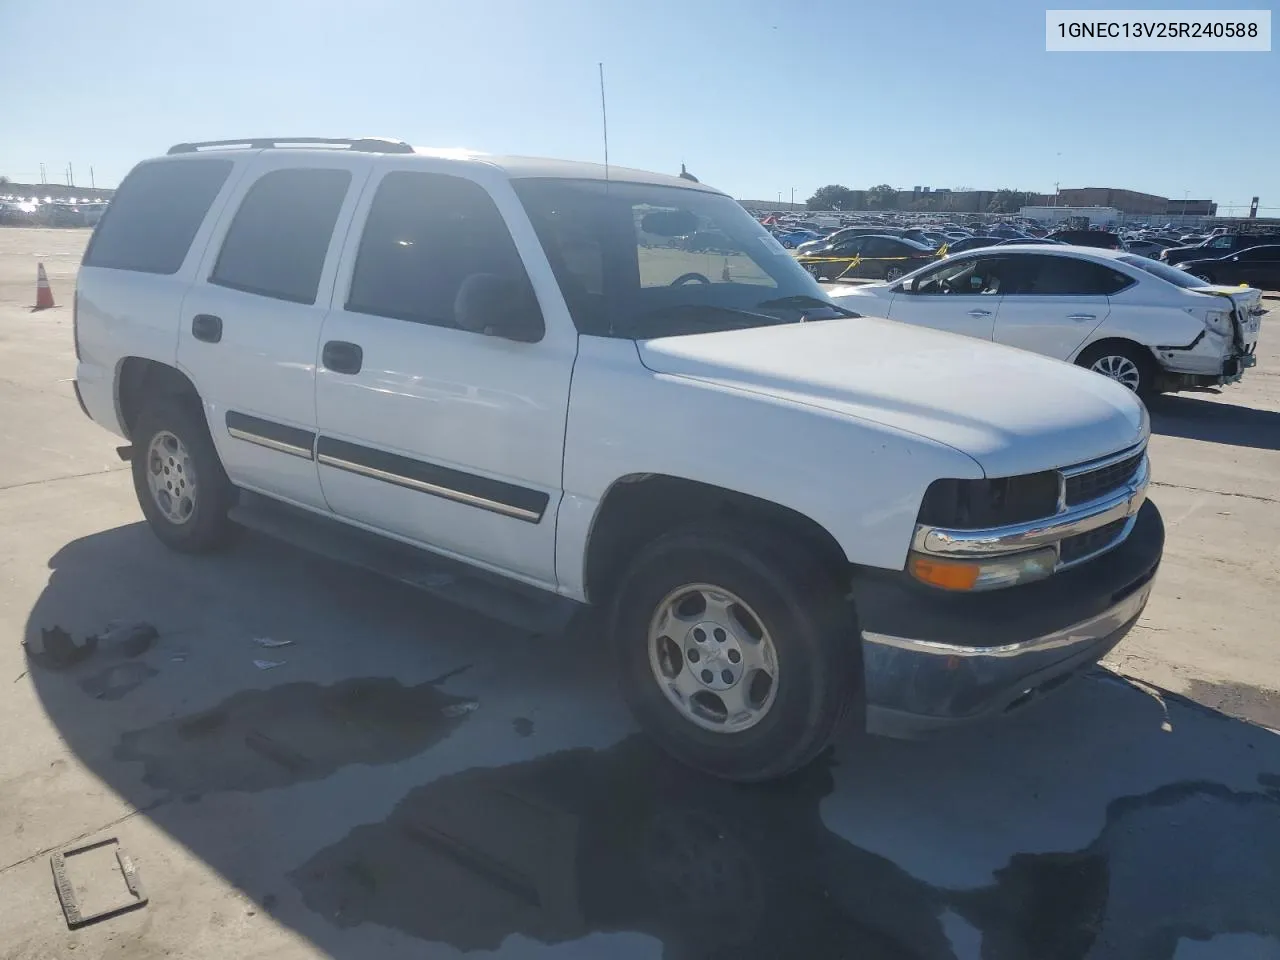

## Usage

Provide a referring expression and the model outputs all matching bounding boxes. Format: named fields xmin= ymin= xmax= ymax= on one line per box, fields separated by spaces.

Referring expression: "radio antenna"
xmin=598 ymin=62 xmax=610 ymax=181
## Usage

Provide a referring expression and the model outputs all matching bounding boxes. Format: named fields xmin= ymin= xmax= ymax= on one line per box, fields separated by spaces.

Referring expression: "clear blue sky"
xmin=1 ymin=0 xmax=1274 ymax=212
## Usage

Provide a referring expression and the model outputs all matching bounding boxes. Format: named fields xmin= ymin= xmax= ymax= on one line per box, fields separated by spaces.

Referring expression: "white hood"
xmin=637 ymin=317 xmax=1147 ymax=478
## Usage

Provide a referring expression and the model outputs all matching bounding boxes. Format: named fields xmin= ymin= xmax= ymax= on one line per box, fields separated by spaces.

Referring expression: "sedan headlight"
xmin=908 ymin=547 xmax=1057 ymax=592
xmin=1204 ymin=310 xmax=1233 ymax=336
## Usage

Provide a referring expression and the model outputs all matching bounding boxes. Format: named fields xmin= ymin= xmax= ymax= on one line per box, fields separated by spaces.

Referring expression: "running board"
xmin=228 ymin=491 xmax=581 ymax=635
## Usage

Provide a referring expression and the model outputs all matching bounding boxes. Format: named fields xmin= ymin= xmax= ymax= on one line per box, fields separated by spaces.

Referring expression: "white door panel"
xmin=314 ymin=163 xmax=575 ymax=585
xmin=994 ymin=295 xmax=1109 ymax=360
xmin=888 ymin=293 xmax=998 ymax=340
xmin=177 ymin=152 xmax=372 ymax=510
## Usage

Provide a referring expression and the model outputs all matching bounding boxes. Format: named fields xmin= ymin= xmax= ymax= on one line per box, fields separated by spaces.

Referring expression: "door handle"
xmin=966 ymin=309 xmax=992 ymax=318
xmin=322 ymin=340 xmax=363 ymax=375
xmin=191 ymin=314 xmax=222 ymax=343
xmin=1067 ymin=314 xmax=1096 ymax=321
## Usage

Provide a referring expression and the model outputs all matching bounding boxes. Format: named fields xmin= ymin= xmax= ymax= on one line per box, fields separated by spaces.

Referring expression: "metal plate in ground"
xmin=50 ymin=837 xmax=148 ymax=929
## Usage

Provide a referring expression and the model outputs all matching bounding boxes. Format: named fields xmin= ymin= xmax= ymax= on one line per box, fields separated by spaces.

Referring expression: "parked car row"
xmin=0 ymin=199 xmax=108 ymax=227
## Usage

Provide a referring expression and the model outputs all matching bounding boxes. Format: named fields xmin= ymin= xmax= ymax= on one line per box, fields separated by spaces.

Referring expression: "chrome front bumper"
xmin=855 ymin=499 xmax=1164 ymax=738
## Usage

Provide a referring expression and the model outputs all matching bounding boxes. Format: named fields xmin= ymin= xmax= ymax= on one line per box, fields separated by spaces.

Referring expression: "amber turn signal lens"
xmin=908 ymin=555 xmax=981 ymax=591
xmin=908 ymin=547 xmax=1058 ymax=592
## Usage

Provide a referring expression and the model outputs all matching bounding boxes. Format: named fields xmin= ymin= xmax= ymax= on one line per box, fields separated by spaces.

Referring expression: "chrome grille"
xmin=1059 ymin=518 xmax=1128 ymax=565
xmin=1064 ymin=450 xmax=1144 ymax=507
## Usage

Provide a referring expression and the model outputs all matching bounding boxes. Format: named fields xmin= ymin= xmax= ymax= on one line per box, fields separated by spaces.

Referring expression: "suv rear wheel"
xmin=130 ymin=396 xmax=238 ymax=553
xmin=612 ymin=524 xmax=862 ymax=782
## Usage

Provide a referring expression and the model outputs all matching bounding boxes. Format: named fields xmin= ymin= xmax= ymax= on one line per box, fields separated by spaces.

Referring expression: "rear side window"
xmin=210 ymin=168 xmax=351 ymax=305
xmin=1014 ymin=256 xmax=1134 ymax=296
xmin=346 ymin=171 xmax=528 ymax=328
xmin=83 ymin=159 xmax=232 ymax=274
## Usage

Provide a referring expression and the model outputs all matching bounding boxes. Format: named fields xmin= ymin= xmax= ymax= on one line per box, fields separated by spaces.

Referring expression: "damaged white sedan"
xmin=828 ymin=245 xmax=1263 ymax=397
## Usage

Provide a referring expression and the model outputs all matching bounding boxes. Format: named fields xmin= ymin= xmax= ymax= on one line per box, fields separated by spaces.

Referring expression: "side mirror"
xmin=454 ymin=273 xmax=544 ymax=343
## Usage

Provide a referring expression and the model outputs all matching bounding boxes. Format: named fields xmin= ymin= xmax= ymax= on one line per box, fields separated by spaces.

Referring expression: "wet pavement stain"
xmin=80 ymin=661 xmax=158 ymax=701
xmin=290 ymin=737 xmax=1280 ymax=960
xmin=114 ymin=677 xmax=475 ymax=796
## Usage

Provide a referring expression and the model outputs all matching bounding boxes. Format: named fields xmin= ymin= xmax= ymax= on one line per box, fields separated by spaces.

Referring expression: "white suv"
xmin=73 ymin=137 xmax=1164 ymax=781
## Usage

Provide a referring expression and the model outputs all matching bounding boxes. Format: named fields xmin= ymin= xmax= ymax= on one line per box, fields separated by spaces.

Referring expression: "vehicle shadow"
xmin=21 ymin=524 xmax=1280 ymax=959
xmin=1148 ymin=394 xmax=1280 ymax=451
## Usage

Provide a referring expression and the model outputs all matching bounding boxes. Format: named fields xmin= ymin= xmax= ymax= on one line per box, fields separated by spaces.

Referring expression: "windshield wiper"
xmin=615 ymin=303 xmax=790 ymax=337
xmin=755 ymin=295 xmax=859 ymax=319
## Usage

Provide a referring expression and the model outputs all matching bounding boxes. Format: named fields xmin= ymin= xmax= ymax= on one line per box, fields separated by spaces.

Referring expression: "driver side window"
xmin=1209 ymin=236 xmax=1233 ymax=249
xmin=910 ymin=256 xmax=1004 ymax=296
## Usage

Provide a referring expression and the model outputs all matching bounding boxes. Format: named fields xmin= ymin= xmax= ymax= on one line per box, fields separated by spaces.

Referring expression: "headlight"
xmin=917 ymin=473 xmax=1059 ymax=528
xmin=1204 ymin=310 xmax=1233 ymax=336
xmin=908 ymin=547 xmax=1057 ymax=592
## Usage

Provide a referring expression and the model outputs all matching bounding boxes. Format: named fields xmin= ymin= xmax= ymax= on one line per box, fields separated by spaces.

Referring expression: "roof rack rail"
xmin=166 ymin=137 xmax=414 ymax=156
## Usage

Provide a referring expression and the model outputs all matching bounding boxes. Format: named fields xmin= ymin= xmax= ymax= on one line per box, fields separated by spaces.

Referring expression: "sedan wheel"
xmin=1090 ymin=354 xmax=1142 ymax=392
xmin=885 ymin=265 xmax=905 ymax=282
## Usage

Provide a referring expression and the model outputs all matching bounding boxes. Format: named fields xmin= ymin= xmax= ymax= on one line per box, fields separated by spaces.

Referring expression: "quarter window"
xmin=83 ymin=159 xmax=232 ymax=275
xmin=211 ymin=168 xmax=351 ymax=305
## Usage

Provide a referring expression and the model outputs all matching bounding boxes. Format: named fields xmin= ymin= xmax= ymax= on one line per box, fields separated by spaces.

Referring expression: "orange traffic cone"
xmin=34 ymin=263 xmax=55 ymax=310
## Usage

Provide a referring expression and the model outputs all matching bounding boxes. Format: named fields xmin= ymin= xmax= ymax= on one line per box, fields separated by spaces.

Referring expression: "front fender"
xmin=555 ymin=338 xmax=983 ymax=599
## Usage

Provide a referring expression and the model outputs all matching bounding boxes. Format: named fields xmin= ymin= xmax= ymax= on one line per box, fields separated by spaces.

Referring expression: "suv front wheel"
xmin=130 ymin=395 xmax=238 ymax=553
xmin=612 ymin=524 xmax=862 ymax=782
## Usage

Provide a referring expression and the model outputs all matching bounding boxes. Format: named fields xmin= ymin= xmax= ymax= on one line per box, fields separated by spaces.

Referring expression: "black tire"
xmin=1075 ymin=341 xmax=1159 ymax=399
xmin=885 ymin=264 xmax=905 ymax=282
xmin=611 ymin=524 xmax=862 ymax=782
xmin=130 ymin=394 xmax=239 ymax=553
xmin=1194 ymin=273 xmax=1214 ymax=283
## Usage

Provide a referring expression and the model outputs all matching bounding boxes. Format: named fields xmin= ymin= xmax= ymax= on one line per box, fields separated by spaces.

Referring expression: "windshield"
xmin=1117 ymin=254 xmax=1211 ymax=289
xmin=512 ymin=178 xmax=837 ymax=337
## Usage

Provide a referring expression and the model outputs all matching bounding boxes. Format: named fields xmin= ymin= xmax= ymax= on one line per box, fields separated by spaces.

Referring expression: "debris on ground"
xmin=24 ymin=626 xmax=97 ymax=669
xmin=253 ymin=659 xmax=285 ymax=671
xmin=93 ymin=621 xmax=159 ymax=658
xmin=252 ymin=637 xmax=293 ymax=648
xmin=440 ymin=701 xmax=479 ymax=718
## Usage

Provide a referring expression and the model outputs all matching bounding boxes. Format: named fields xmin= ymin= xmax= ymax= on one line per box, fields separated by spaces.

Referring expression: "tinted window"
xmin=210 ymin=168 xmax=350 ymax=305
xmin=1013 ymin=255 xmax=1133 ymax=295
xmin=831 ymin=237 xmax=865 ymax=255
xmin=347 ymin=171 xmax=530 ymax=329
xmin=1207 ymin=236 xmax=1233 ymax=249
xmin=1241 ymin=246 xmax=1280 ymax=261
xmin=83 ymin=159 xmax=231 ymax=274
xmin=862 ymin=237 xmax=902 ymax=258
